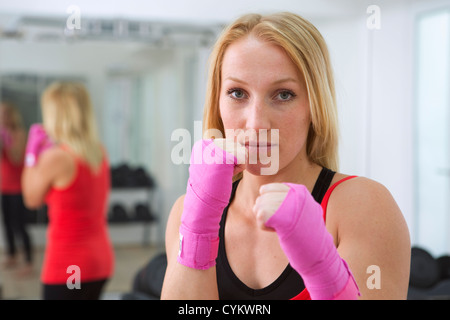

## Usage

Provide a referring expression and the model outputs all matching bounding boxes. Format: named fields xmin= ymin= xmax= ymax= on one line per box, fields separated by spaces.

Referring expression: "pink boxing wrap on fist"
xmin=25 ymin=124 xmax=53 ymax=167
xmin=177 ymin=139 xmax=237 ymax=270
xmin=265 ymin=183 xmax=360 ymax=300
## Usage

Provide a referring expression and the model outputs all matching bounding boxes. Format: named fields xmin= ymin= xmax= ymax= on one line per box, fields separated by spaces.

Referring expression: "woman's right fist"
xmin=178 ymin=139 xmax=243 ymax=270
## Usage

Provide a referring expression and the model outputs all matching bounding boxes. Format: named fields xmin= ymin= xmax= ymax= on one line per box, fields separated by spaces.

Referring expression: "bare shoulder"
xmin=330 ymin=174 xmax=396 ymax=209
xmin=40 ymin=146 xmax=73 ymax=171
xmin=326 ymin=174 xmax=411 ymax=299
xmin=328 ymin=175 xmax=403 ymax=219
xmin=39 ymin=146 xmax=76 ymax=187
xmin=41 ymin=145 xmax=71 ymax=162
xmin=326 ymin=175 xmax=409 ymax=237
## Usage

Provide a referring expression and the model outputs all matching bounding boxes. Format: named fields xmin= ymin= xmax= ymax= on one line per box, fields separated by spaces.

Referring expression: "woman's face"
xmin=219 ymin=36 xmax=311 ymax=176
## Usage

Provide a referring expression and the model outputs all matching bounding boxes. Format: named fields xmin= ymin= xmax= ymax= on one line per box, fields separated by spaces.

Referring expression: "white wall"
xmin=316 ymin=0 xmax=415 ymax=243
xmin=318 ymin=0 xmax=450 ymax=254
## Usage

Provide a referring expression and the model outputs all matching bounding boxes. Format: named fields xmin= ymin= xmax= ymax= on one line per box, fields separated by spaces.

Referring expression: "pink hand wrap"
xmin=25 ymin=124 xmax=53 ymax=167
xmin=265 ymin=183 xmax=360 ymax=300
xmin=177 ymin=139 xmax=237 ymax=270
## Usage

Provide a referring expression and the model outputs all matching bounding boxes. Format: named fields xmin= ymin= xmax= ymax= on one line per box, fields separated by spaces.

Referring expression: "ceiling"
xmin=0 ymin=0 xmax=370 ymax=44
xmin=0 ymin=0 xmax=367 ymax=25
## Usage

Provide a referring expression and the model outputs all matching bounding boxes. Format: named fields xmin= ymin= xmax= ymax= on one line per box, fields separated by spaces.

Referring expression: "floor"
xmin=0 ymin=244 xmax=163 ymax=300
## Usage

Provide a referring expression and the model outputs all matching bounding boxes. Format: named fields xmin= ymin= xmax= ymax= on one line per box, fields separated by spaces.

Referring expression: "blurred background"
xmin=0 ymin=0 xmax=449 ymax=299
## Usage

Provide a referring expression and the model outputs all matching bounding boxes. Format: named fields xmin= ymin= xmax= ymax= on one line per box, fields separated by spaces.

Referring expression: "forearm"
xmin=161 ymin=263 xmax=219 ymax=300
xmin=21 ymin=166 xmax=47 ymax=209
xmin=264 ymin=183 xmax=359 ymax=300
xmin=161 ymin=139 xmax=238 ymax=299
xmin=162 ymin=217 xmax=219 ymax=300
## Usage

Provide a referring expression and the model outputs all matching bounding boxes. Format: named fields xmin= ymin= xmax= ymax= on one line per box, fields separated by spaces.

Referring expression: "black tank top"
xmin=216 ymin=167 xmax=335 ymax=300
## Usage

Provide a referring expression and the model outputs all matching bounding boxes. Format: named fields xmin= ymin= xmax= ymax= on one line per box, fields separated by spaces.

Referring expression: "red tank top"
xmin=42 ymin=146 xmax=114 ymax=284
xmin=1 ymin=148 xmax=24 ymax=194
xmin=291 ymin=175 xmax=358 ymax=300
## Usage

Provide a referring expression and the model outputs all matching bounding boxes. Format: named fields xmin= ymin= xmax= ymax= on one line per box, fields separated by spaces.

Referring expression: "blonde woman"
xmin=22 ymin=82 xmax=114 ymax=300
xmin=162 ymin=12 xmax=411 ymax=300
xmin=0 ymin=102 xmax=33 ymax=274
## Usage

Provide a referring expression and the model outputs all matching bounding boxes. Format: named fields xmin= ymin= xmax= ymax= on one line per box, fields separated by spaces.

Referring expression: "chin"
xmin=244 ymin=162 xmax=280 ymax=176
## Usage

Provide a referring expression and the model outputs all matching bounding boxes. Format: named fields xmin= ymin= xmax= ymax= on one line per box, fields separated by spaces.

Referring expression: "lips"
xmin=245 ymin=141 xmax=271 ymax=147
xmin=242 ymin=141 xmax=278 ymax=150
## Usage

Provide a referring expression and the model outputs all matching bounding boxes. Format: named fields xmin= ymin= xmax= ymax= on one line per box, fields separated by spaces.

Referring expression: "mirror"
xmin=0 ymin=12 xmax=222 ymax=299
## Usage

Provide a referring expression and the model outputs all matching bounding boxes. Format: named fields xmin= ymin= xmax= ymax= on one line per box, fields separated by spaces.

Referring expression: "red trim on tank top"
xmin=321 ymin=175 xmax=358 ymax=222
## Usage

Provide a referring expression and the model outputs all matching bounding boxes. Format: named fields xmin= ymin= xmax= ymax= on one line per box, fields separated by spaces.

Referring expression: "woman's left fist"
xmin=252 ymin=183 xmax=290 ymax=231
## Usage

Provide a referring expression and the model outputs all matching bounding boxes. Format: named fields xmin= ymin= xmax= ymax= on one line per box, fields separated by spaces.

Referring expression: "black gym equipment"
xmin=134 ymin=203 xmax=157 ymax=222
xmin=408 ymin=246 xmax=450 ymax=300
xmin=437 ymin=256 xmax=450 ymax=280
xmin=108 ymin=164 xmax=157 ymax=225
xmin=110 ymin=164 xmax=155 ymax=188
xmin=108 ymin=204 xmax=130 ymax=223
xmin=121 ymin=252 xmax=167 ymax=300
xmin=409 ymin=247 xmax=440 ymax=288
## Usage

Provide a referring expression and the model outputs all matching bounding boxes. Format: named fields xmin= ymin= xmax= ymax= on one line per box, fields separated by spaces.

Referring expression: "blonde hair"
xmin=203 ymin=12 xmax=339 ymax=171
xmin=41 ymin=82 xmax=103 ymax=169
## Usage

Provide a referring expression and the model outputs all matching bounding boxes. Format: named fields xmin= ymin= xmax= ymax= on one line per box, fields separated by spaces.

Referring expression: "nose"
xmin=245 ymin=98 xmax=271 ymax=132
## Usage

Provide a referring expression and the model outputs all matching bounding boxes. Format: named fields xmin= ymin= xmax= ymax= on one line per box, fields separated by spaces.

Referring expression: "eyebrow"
xmin=224 ymin=76 xmax=299 ymax=85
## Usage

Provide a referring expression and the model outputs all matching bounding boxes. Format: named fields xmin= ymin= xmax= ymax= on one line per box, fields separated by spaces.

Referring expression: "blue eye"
xmin=275 ymin=90 xmax=296 ymax=101
xmin=232 ymin=90 xmax=244 ymax=99
xmin=279 ymin=92 xmax=291 ymax=100
xmin=227 ymin=88 xmax=247 ymax=100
